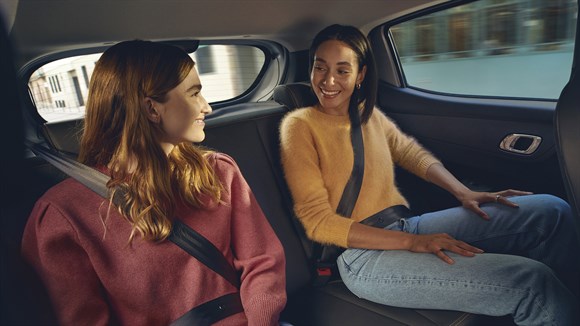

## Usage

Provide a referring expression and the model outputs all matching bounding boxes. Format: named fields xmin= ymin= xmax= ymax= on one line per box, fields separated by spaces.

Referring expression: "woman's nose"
xmin=323 ymin=73 xmax=335 ymax=85
xmin=201 ymin=95 xmax=212 ymax=114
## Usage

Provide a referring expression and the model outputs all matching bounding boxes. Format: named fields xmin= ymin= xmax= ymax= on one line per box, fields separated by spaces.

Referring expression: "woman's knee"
xmin=497 ymin=257 xmax=558 ymax=294
xmin=515 ymin=194 xmax=572 ymax=227
xmin=518 ymin=194 xmax=571 ymax=214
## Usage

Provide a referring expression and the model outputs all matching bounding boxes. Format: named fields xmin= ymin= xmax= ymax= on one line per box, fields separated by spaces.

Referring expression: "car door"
xmin=370 ymin=0 xmax=578 ymax=214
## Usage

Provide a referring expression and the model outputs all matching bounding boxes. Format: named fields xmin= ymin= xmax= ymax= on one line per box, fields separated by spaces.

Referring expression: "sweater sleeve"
xmin=279 ymin=114 xmax=354 ymax=248
xmin=214 ymin=154 xmax=286 ymax=326
xmin=381 ymin=114 xmax=441 ymax=180
xmin=21 ymin=200 xmax=110 ymax=326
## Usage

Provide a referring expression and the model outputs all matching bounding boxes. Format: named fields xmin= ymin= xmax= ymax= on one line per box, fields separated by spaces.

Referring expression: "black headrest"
xmin=273 ymin=82 xmax=318 ymax=110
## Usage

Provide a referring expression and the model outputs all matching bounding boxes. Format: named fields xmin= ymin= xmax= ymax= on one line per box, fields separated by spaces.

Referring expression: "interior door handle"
xmin=500 ymin=133 xmax=542 ymax=155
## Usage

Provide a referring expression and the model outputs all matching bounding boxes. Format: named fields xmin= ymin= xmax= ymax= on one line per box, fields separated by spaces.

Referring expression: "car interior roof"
xmin=6 ymin=0 xmax=447 ymax=67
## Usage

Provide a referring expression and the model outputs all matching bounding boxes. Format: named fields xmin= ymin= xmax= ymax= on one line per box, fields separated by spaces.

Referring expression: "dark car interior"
xmin=554 ymin=18 xmax=580 ymax=229
xmin=2 ymin=0 xmax=579 ymax=325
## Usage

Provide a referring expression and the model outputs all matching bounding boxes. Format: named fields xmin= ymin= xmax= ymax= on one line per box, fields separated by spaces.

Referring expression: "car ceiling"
xmin=6 ymin=0 xmax=446 ymax=67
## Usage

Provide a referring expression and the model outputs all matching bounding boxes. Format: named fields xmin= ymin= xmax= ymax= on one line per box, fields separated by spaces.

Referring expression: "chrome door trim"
xmin=500 ymin=133 xmax=542 ymax=155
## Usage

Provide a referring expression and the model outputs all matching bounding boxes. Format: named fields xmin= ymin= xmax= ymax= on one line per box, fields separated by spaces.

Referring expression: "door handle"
xmin=500 ymin=134 xmax=542 ymax=155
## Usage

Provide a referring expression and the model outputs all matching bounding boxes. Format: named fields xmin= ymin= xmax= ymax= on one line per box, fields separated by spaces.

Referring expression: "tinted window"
xmin=29 ymin=44 xmax=266 ymax=122
xmin=389 ymin=0 xmax=577 ymax=99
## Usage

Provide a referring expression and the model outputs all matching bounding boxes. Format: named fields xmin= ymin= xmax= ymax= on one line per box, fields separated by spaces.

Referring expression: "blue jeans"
xmin=337 ymin=194 xmax=580 ymax=326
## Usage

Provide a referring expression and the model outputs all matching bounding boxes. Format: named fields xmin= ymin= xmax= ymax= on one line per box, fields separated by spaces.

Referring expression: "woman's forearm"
xmin=346 ymin=222 xmax=413 ymax=250
xmin=426 ymin=163 xmax=470 ymax=200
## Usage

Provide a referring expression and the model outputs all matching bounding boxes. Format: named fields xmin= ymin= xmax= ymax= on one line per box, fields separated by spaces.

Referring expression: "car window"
xmin=389 ymin=0 xmax=577 ymax=99
xmin=28 ymin=44 xmax=266 ymax=122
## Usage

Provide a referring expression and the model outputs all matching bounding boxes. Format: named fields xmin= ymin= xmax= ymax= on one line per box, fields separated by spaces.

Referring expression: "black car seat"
xmin=272 ymin=82 xmax=318 ymax=109
xmin=0 ymin=13 xmax=59 ymax=325
xmin=554 ymin=50 xmax=580 ymax=236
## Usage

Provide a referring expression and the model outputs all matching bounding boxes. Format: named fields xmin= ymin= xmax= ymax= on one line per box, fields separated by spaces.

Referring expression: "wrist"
xmin=400 ymin=232 xmax=414 ymax=250
xmin=453 ymin=186 xmax=472 ymax=202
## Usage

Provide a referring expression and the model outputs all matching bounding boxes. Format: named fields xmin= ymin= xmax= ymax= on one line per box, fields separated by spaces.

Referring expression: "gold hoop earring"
xmin=356 ymin=84 xmax=361 ymax=89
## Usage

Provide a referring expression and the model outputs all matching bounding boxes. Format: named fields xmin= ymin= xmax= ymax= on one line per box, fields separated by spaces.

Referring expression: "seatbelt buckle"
xmin=312 ymin=263 xmax=334 ymax=287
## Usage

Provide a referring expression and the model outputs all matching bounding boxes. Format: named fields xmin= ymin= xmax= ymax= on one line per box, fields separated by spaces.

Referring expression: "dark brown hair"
xmin=309 ymin=24 xmax=378 ymax=124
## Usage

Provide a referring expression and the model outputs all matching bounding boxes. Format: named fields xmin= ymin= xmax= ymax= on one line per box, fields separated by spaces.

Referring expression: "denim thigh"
xmin=337 ymin=194 xmax=580 ymax=325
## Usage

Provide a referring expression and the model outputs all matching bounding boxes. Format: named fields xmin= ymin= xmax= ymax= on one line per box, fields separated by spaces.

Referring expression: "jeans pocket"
xmin=340 ymin=248 xmax=373 ymax=275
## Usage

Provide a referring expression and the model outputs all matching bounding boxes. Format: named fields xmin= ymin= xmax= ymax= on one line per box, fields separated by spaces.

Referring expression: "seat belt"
xmin=336 ymin=99 xmax=365 ymax=217
xmin=312 ymin=101 xmax=365 ymax=286
xmin=25 ymin=141 xmax=244 ymax=325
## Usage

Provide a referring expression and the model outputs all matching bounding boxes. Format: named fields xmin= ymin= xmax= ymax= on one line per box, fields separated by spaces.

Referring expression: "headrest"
xmin=42 ymin=119 xmax=84 ymax=156
xmin=273 ymin=82 xmax=318 ymax=110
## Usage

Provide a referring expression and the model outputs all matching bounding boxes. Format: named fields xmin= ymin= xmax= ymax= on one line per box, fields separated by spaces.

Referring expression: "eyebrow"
xmin=314 ymin=57 xmax=353 ymax=66
xmin=186 ymin=84 xmax=202 ymax=93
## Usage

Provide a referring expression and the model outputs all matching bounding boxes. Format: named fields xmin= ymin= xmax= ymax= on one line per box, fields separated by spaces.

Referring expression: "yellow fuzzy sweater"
xmin=280 ymin=107 xmax=440 ymax=248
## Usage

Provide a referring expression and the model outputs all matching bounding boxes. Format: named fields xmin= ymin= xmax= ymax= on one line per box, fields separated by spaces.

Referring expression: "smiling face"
xmin=148 ymin=66 xmax=212 ymax=154
xmin=311 ymin=40 xmax=366 ymax=116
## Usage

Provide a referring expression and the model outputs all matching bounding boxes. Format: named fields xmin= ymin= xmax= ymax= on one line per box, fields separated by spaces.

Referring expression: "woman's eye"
xmin=314 ymin=66 xmax=326 ymax=72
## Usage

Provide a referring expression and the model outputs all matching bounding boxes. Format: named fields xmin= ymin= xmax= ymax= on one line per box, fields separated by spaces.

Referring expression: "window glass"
xmin=29 ymin=44 xmax=266 ymax=122
xmin=389 ymin=0 xmax=577 ymax=99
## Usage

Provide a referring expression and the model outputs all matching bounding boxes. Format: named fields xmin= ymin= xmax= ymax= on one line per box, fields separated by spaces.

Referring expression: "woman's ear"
xmin=144 ymin=97 xmax=161 ymax=123
xmin=356 ymin=65 xmax=367 ymax=86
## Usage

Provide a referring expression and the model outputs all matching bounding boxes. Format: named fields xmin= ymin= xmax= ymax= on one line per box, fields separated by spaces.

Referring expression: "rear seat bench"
xmin=18 ymin=86 xmax=512 ymax=325
xmin=200 ymin=85 xmax=501 ymax=325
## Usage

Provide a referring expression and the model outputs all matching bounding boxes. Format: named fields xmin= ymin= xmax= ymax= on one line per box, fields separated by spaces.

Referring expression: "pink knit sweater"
xmin=22 ymin=153 xmax=286 ymax=326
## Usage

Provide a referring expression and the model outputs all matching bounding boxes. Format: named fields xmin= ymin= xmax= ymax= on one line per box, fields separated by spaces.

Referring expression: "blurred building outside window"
xmin=28 ymin=45 xmax=265 ymax=123
xmin=390 ymin=0 xmax=577 ymax=99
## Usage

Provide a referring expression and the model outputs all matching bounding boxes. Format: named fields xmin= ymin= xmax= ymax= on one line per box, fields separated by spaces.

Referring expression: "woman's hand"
xmin=457 ymin=189 xmax=533 ymax=220
xmin=408 ymin=233 xmax=484 ymax=264
xmin=425 ymin=164 xmax=532 ymax=220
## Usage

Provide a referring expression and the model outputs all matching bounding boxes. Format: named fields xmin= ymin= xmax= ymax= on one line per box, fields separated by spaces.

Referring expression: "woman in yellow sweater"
xmin=280 ymin=24 xmax=579 ymax=325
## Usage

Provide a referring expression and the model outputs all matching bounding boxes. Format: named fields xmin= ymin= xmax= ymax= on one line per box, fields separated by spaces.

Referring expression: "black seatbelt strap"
xmin=170 ymin=292 xmax=242 ymax=326
xmin=336 ymin=101 xmax=365 ymax=217
xmin=25 ymin=141 xmax=243 ymax=325
xmin=26 ymin=141 xmax=111 ymax=198
xmin=312 ymin=101 xmax=365 ymax=286
xmin=169 ymin=220 xmax=240 ymax=287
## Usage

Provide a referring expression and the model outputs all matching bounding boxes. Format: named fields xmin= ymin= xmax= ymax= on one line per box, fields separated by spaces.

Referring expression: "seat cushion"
xmin=283 ymin=281 xmax=511 ymax=326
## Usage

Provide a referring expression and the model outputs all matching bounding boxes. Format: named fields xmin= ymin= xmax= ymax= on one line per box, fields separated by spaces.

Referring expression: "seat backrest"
xmin=42 ymin=119 xmax=83 ymax=156
xmin=1 ymin=13 xmax=59 ymax=325
xmin=271 ymin=82 xmax=323 ymax=261
xmin=273 ymin=82 xmax=317 ymax=110
xmin=554 ymin=17 xmax=579 ymax=236
xmin=202 ymin=102 xmax=313 ymax=294
xmin=554 ymin=68 xmax=580 ymax=235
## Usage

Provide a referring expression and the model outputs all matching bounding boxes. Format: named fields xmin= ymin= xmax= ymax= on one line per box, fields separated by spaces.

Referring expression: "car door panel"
xmin=377 ymin=83 xmax=565 ymax=213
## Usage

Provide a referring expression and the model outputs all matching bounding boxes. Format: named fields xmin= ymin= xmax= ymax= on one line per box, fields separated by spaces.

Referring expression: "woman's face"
xmin=310 ymin=40 xmax=366 ymax=116
xmin=151 ymin=66 xmax=212 ymax=154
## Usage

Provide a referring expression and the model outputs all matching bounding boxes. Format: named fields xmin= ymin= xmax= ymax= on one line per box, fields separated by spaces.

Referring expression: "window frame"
xmin=19 ymin=39 xmax=287 ymax=123
xmin=373 ymin=0 xmax=577 ymax=102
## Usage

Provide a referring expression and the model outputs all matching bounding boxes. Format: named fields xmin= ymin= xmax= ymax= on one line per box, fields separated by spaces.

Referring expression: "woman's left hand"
xmin=457 ymin=189 xmax=533 ymax=220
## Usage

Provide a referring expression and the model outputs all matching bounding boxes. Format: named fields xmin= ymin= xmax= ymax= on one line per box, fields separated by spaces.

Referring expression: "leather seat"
xmin=1 ymin=14 xmax=59 ymax=325
xmin=273 ymin=82 xmax=317 ymax=110
xmin=554 ymin=64 xmax=580 ymax=236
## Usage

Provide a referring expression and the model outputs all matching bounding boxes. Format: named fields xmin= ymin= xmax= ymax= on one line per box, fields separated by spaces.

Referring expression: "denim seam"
xmin=462 ymin=226 xmax=547 ymax=245
xmin=345 ymin=272 xmax=555 ymax=324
